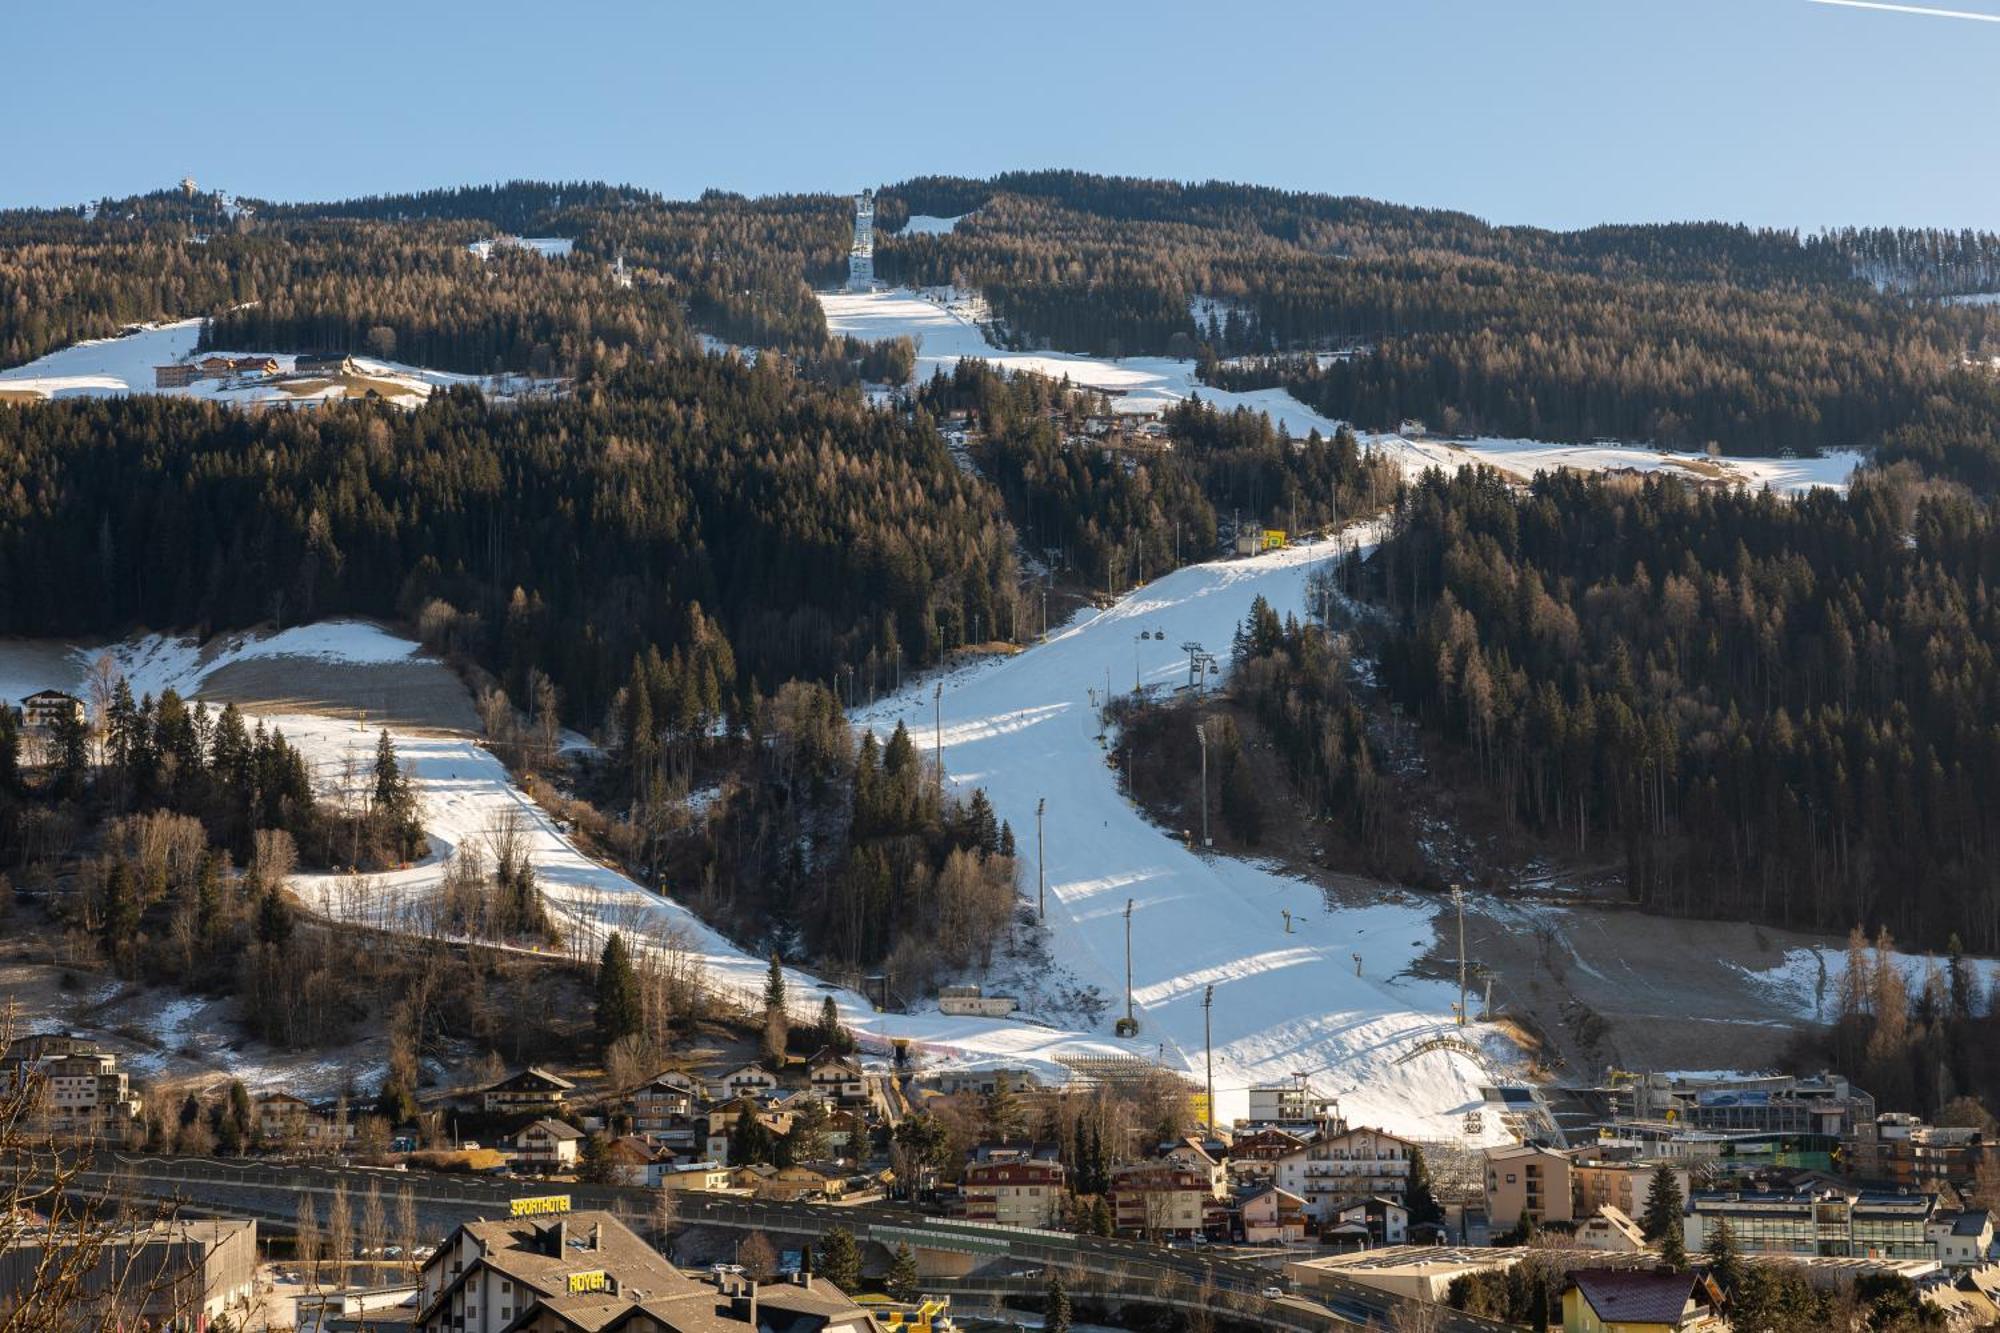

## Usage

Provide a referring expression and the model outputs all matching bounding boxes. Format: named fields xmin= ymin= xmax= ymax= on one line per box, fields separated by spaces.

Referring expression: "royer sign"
xmin=510 ymin=1195 xmax=573 ymax=1218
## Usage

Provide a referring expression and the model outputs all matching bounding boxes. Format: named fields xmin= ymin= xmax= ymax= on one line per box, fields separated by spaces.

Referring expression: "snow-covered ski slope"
xmin=0 ymin=593 xmax=1504 ymax=1139
xmin=820 ymin=287 xmax=1860 ymax=495
xmin=853 ymin=533 xmax=1512 ymax=1141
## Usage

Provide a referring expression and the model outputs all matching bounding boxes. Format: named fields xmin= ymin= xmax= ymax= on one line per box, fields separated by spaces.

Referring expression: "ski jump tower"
xmin=847 ymin=188 xmax=875 ymax=291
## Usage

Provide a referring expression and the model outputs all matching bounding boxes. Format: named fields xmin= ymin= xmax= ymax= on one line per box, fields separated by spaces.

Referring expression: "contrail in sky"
xmin=1806 ymin=0 xmax=2000 ymax=20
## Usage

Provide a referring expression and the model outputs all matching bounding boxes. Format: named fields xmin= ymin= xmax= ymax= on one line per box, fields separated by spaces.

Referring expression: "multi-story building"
xmin=1687 ymin=1188 xmax=1938 ymax=1261
xmin=1229 ymin=1127 xmax=1308 ymax=1185
xmin=1110 ymin=1161 xmax=1225 ymax=1238
xmin=1333 ymin=1196 xmax=1409 ymax=1246
xmin=1927 ymin=1210 xmax=1994 ymax=1269
xmin=807 ymin=1052 xmax=867 ymax=1104
xmin=1273 ymin=1126 xmax=1416 ymax=1224
xmin=961 ymin=1150 xmax=1065 ymax=1229
xmin=511 ymin=1119 xmax=584 ymax=1172
xmin=410 ymin=1200 xmax=684 ymax=1328
xmin=482 ymin=1067 xmax=575 ymax=1116
xmin=1 ymin=1035 xmax=143 ymax=1138
xmin=1239 ymin=1185 xmax=1309 ymax=1244
xmin=1619 ymin=1072 xmax=1873 ymax=1138
xmin=629 ymin=1071 xmax=701 ymax=1134
xmin=705 ymin=1064 xmax=778 ymax=1103
xmin=1573 ymin=1158 xmax=1686 ymax=1226
xmin=1484 ymin=1144 xmax=1574 ymax=1232
xmin=1161 ymin=1136 xmax=1228 ymax=1198
xmin=1245 ymin=1081 xmax=1344 ymax=1132
xmin=19 ymin=690 xmax=85 ymax=733
xmin=1848 ymin=1114 xmax=1990 ymax=1192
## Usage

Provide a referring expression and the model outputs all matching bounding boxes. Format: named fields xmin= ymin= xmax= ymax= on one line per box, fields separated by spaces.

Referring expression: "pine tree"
xmin=761 ymin=952 xmax=789 ymax=1068
xmin=1703 ymin=1215 xmax=1742 ymax=1292
xmin=1641 ymin=1164 xmax=1684 ymax=1243
xmin=815 ymin=994 xmax=851 ymax=1055
xmin=0 ymin=703 xmax=19 ymax=796
xmin=818 ymin=1227 xmax=861 ymax=1293
xmin=255 ymin=885 xmax=293 ymax=948
xmin=728 ymin=1105 xmax=773 ymax=1166
xmin=1046 ymin=1271 xmax=1072 ymax=1333
xmin=52 ymin=705 xmax=90 ymax=797
xmin=579 ymin=1132 xmax=614 ymax=1184
xmin=764 ymin=950 xmax=788 ymax=1012
xmin=887 ymin=1243 xmax=919 ymax=1302
xmin=984 ymin=1080 xmax=1020 ymax=1140
xmin=595 ymin=931 xmax=642 ymax=1049
xmin=1405 ymin=1146 xmax=1443 ymax=1226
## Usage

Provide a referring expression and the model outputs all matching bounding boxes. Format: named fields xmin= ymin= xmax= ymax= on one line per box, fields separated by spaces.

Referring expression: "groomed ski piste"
xmin=0 ymin=566 xmax=1510 ymax=1141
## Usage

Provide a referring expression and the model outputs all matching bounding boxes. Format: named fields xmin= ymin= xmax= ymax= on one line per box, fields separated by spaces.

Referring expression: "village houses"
xmin=483 ymin=1067 xmax=575 ymax=1116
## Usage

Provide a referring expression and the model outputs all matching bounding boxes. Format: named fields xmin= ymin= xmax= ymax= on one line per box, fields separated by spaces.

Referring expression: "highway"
xmin=46 ymin=1156 xmax=1515 ymax=1333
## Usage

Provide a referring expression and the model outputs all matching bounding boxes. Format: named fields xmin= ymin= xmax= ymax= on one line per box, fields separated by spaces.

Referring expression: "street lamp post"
xmin=1116 ymin=898 xmax=1137 ymax=1037
xmin=1036 ymin=797 xmax=1046 ymax=922
xmin=1196 ymin=721 xmax=1210 ymax=848
xmin=1203 ymin=983 xmax=1216 ymax=1138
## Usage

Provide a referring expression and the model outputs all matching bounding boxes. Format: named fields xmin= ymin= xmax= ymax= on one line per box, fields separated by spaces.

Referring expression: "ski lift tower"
xmin=847 ymin=189 xmax=875 ymax=292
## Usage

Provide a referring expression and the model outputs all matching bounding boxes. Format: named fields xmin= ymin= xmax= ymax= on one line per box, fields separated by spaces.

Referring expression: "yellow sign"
xmin=568 ymin=1270 xmax=608 ymax=1294
xmin=1261 ymin=529 xmax=1288 ymax=551
xmin=510 ymin=1195 xmax=572 ymax=1218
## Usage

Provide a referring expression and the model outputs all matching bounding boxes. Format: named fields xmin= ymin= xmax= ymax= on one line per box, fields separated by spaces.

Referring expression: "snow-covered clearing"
xmin=1740 ymin=944 xmax=2000 ymax=1025
xmin=0 ymin=621 xmax=419 ymax=708
xmin=1373 ymin=434 xmax=1861 ymax=496
xmin=1943 ymin=291 xmax=2000 ymax=307
xmin=821 ymin=287 xmax=1350 ymax=440
xmin=818 ymin=287 xmax=1859 ymax=496
xmin=467 ymin=235 xmax=574 ymax=260
xmin=899 ymin=214 xmax=967 ymax=236
xmin=0 ymin=319 xmax=554 ymax=406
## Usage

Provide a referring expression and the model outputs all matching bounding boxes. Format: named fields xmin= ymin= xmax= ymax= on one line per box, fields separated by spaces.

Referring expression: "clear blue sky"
xmin=7 ymin=0 xmax=1997 ymax=232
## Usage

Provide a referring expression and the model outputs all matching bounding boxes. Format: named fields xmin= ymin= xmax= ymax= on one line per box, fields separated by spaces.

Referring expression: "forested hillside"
xmin=877 ymin=171 xmax=2000 ymax=465
xmin=1351 ymin=465 xmax=2000 ymax=952
xmin=916 ymin=359 xmax=1401 ymax=590
xmin=0 ymin=182 xmax=856 ymax=373
xmin=0 ymin=357 xmax=1017 ymax=730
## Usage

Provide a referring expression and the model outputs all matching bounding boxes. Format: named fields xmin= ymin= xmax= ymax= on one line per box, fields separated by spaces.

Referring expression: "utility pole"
xmin=1123 ymin=898 xmax=1136 ymax=1032
xmin=1197 ymin=721 xmax=1210 ymax=848
xmin=933 ymin=682 xmax=943 ymax=787
xmin=1456 ymin=880 xmax=1472 ymax=1024
xmin=1482 ymin=969 xmax=1495 ymax=1021
xmin=1036 ymin=797 xmax=1046 ymax=922
xmin=1203 ymin=984 xmax=1216 ymax=1138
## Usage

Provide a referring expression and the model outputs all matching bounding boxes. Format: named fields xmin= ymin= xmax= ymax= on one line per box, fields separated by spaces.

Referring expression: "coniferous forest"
xmin=1358 ymin=465 xmax=2000 ymax=952
xmin=7 ymin=171 xmax=2000 ymax=972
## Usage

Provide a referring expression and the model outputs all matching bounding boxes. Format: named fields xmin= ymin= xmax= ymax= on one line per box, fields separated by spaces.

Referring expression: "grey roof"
xmin=1570 ymin=1269 xmax=1702 ymax=1326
